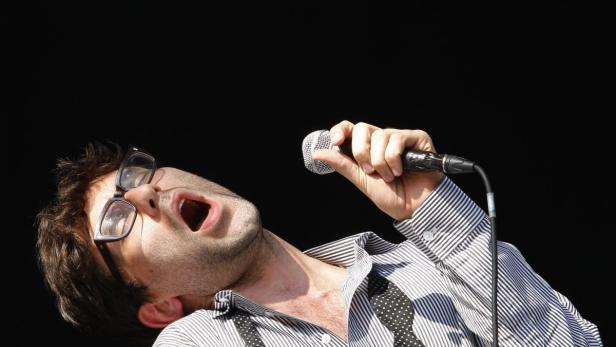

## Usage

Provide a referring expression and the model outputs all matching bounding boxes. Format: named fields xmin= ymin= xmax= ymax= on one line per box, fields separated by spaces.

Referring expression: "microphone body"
xmin=303 ymin=130 xmax=475 ymax=175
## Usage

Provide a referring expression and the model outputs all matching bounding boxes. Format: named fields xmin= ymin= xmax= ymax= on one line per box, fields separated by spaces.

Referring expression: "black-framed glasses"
xmin=93 ymin=147 xmax=157 ymax=284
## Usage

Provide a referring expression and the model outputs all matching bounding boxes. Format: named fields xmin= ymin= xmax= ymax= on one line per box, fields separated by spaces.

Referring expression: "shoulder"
xmin=154 ymin=310 xmax=227 ymax=347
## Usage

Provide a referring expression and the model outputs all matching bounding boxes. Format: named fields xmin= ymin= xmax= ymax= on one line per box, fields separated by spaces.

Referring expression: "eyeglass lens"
xmin=100 ymin=153 xmax=155 ymax=238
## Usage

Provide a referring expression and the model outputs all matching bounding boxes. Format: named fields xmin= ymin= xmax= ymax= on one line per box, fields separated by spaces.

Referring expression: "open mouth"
xmin=179 ymin=198 xmax=211 ymax=231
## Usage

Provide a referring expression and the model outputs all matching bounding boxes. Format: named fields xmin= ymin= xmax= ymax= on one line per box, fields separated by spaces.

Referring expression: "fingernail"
xmin=392 ymin=167 xmax=401 ymax=176
xmin=362 ymin=163 xmax=374 ymax=174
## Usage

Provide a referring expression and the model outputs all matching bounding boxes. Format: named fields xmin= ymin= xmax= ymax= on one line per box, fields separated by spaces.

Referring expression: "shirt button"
xmin=320 ymin=333 xmax=332 ymax=344
xmin=423 ymin=228 xmax=436 ymax=241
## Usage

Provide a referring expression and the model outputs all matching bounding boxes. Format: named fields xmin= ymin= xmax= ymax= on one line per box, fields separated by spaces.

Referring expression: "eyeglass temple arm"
xmin=96 ymin=243 xmax=127 ymax=285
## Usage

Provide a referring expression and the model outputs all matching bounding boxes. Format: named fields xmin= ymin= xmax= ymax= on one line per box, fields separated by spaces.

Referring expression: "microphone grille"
xmin=302 ymin=130 xmax=335 ymax=174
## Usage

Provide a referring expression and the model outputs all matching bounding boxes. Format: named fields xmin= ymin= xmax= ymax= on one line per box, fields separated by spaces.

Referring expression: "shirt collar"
xmin=211 ymin=231 xmax=399 ymax=316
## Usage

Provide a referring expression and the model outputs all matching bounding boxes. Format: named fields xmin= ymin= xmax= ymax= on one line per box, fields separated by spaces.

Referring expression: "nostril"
xmin=149 ymin=199 xmax=156 ymax=208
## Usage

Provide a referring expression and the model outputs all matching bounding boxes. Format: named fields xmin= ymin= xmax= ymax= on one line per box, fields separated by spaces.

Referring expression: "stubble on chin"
xmin=198 ymin=198 xmax=265 ymax=289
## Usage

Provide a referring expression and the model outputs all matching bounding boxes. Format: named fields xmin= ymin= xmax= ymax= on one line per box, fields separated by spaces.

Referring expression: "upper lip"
xmin=171 ymin=190 xmax=216 ymax=231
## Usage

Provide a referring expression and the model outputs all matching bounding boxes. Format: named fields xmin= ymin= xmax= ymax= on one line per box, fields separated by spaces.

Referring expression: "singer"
xmin=36 ymin=121 xmax=602 ymax=346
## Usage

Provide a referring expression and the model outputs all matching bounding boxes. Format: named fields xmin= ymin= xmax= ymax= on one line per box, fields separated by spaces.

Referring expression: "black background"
xmin=8 ymin=1 xmax=610 ymax=346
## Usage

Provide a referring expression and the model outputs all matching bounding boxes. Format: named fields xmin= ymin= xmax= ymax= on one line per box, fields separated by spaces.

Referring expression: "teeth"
xmin=179 ymin=199 xmax=185 ymax=210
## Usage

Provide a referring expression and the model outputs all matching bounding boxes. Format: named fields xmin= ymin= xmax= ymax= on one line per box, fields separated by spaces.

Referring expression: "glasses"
xmin=93 ymin=147 xmax=157 ymax=285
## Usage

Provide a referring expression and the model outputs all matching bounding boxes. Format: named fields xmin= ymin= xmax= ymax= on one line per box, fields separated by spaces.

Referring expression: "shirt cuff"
xmin=393 ymin=176 xmax=487 ymax=262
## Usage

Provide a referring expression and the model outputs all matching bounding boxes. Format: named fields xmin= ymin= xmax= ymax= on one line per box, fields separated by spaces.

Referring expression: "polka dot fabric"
xmin=231 ymin=310 xmax=266 ymax=347
xmin=368 ymin=269 xmax=426 ymax=347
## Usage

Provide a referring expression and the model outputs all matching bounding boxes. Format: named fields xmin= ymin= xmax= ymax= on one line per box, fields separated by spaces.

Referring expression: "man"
xmin=37 ymin=121 xmax=602 ymax=346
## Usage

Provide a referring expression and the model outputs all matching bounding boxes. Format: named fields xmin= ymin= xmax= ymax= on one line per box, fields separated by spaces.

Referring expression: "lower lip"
xmin=196 ymin=200 xmax=221 ymax=234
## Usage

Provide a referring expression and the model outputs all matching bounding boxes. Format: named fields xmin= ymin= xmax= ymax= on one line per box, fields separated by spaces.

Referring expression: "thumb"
xmin=311 ymin=148 xmax=362 ymax=184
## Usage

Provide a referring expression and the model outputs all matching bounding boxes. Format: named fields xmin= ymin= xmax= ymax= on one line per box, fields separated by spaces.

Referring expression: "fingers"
xmin=329 ymin=120 xmax=354 ymax=145
xmin=370 ymin=129 xmax=394 ymax=182
xmin=385 ymin=132 xmax=405 ymax=178
xmin=400 ymin=129 xmax=432 ymax=152
xmin=329 ymin=121 xmax=379 ymax=174
xmin=351 ymin=122 xmax=378 ymax=174
xmin=312 ymin=147 xmax=358 ymax=182
xmin=311 ymin=120 xmax=363 ymax=184
xmin=321 ymin=121 xmax=435 ymax=183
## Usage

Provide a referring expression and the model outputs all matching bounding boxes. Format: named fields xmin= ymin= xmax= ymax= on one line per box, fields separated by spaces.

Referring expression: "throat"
xmin=275 ymin=292 xmax=348 ymax=342
xmin=233 ymin=231 xmax=347 ymax=304
xmin=228 ymin=230 xmax=349 ymax=340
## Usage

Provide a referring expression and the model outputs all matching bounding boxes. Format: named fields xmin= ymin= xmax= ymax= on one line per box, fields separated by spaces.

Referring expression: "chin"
xmin=225 ymin=201 xmax=262 ymax=245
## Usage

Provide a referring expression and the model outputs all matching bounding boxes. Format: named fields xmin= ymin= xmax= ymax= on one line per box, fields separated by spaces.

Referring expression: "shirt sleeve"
xmin=153 ymin=325 xmax=200 ymax=347
xmin=394 ymin=176 xmax=603 ymax=346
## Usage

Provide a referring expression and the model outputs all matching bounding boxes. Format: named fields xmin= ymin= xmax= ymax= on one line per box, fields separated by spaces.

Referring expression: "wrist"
xmin=395 ymin=171 xmax=445 ymax=221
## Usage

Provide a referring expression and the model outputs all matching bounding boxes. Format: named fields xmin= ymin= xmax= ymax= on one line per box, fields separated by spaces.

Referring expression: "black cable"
xmin=473 ymin=164 xmax=498 ymax=347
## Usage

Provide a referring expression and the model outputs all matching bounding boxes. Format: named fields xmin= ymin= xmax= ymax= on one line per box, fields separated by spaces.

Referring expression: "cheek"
xmin=122 ymin=221 xmax=175 ymax=279
xmin=137 ymin=222 xmax=188 ymax=270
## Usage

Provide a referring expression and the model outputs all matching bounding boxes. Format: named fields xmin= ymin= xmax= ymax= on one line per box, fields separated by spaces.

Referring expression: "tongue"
xmin=180 ymin=200 xmax=210 ymax=231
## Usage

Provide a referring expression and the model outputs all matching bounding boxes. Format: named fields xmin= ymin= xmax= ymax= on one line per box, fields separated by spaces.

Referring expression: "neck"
xmin=230 ymin=229 xmax=347 ymax=308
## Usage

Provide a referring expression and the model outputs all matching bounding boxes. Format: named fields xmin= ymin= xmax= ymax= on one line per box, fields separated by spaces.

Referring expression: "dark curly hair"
xmin=36 ymin=142 xmax=161 ymax=345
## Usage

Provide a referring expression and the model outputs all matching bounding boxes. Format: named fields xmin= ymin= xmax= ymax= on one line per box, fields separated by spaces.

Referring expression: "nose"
xmin=124 ymin=184 xmax=161 ymax=220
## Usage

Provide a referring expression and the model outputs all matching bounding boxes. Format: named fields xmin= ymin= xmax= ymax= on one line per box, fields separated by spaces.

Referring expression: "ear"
xmin=138 ymin=297 xmax=184 ymax=329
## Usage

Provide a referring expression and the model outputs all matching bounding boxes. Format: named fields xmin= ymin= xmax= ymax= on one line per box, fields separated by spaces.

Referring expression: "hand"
xmin=312 ymin=120 xmax=444 ymax=221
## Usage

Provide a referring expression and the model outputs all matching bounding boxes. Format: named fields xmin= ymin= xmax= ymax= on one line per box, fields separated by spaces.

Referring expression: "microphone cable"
xmin=473 ymin=164 xmax=498 ymax=347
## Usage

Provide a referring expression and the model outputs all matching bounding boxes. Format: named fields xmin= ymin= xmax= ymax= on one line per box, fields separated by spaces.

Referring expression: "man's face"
xmin=85 ymin=167 xmax=262 ymax=301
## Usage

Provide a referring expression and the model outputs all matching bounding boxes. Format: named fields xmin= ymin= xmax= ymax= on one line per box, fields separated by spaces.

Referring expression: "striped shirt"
xmin=153 ymin=177 xmax=602 ymax=346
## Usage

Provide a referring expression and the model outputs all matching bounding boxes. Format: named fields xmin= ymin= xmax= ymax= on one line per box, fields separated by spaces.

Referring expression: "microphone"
xmin=302 ymin=130 xmax=475 ymax=175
